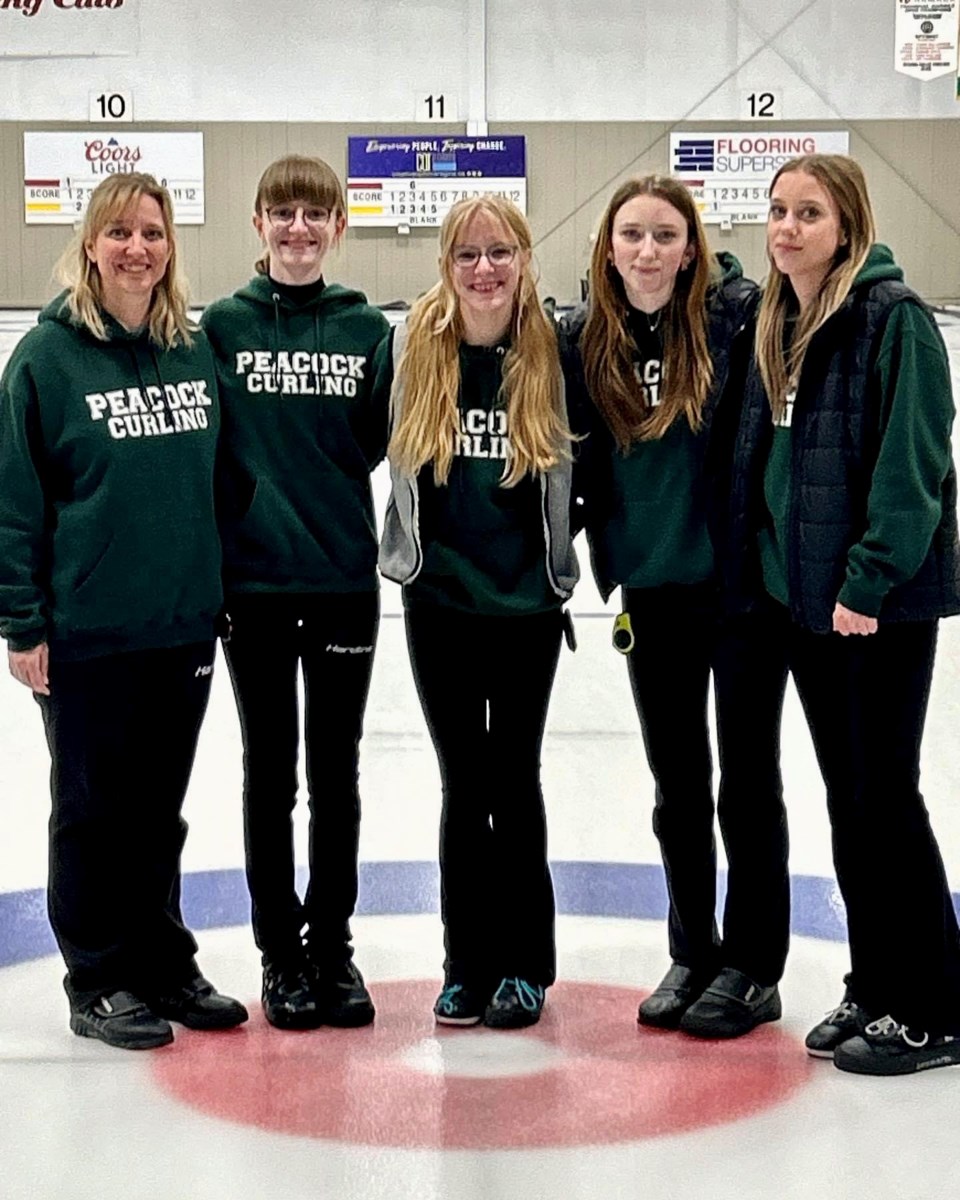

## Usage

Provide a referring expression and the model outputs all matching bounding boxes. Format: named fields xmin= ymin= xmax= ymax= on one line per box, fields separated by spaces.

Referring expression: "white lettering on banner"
xmin=83 ymin=379 xmax=212 ymax=440
xmin=234 ymin=350 xmax=367 ymax=398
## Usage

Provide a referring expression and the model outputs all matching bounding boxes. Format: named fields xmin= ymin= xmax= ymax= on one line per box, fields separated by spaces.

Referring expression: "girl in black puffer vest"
xmin=726 ymin=153 xmax=960 ymax=1077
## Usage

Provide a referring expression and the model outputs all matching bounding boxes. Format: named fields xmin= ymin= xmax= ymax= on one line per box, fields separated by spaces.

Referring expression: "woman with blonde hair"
xmin=202 ymin=155 xmax=390 ymax=1031
xmin=726 ymin=153 xmax=960 ymax=1074
xmin=0 ymin=172 xmax=247 ymax=1049
xmin=380 ymin=195 xmax=578 ymax=1029
xmin=561 ymin=175 xmax=776 ymax=1039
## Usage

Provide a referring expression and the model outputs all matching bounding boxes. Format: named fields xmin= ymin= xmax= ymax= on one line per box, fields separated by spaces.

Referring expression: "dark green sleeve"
xmin=363 ymin=325 xmax=395 ymax=469
xmin=838 ymin=302 xmax=956 ymax=616
xmin=0 ymin=350 xmax=50 ymax=650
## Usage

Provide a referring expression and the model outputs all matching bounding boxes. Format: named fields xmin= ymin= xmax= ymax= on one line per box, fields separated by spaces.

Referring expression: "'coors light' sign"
xmin=1 ymin=0 xmax=139 ymax=56
xmin=23 ymin=131 xmax=204 ymax=224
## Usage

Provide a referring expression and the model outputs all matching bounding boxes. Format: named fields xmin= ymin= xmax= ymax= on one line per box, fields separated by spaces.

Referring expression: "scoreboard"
xmin=23 ymin=132 xmax=205 ymax=225
xmin=347 ymin=136 xmax=526 ymax=229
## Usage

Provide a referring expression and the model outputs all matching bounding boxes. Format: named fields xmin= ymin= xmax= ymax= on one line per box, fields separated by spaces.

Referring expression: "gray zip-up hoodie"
xmin=378 ymin=323 xmax=579 ymax=601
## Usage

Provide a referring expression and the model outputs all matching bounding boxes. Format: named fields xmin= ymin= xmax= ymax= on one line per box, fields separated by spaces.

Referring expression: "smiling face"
xmin=449 ymin=209 xmax=526 ymax=343
xmin=608 ymin=194 xmax=694 ymax=313
xmin=253 ymin=196 xmax=345 ymax=285
xmin=767 ymin=169 xmax=845 ymax=303
xmin=85 ymin=193 xmax=171 ymax=322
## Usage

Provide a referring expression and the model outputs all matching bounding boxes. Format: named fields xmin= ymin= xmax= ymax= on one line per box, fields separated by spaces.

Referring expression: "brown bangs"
xmin=254 ymin=155 xmax=345 ymax=214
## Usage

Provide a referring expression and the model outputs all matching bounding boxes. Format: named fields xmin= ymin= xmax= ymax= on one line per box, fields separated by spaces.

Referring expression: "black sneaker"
xmin=484 ymin=978 xmax=545 ymax=1029
xmin=262 ymin=961 xmax=324 ymax=1030
xmin=805 ymin=994 xmax=871 ymax=1059
xmin=70 ymin=990 xmax=174 ymax=1050
xmin=313 ymin=960 xmax=375 ymax=1028
xmin=638 ymin=963 xmax=711 ymax=1029
xmin=679 ymin=967 xmax=781 ymax=1039
xmin=833 ymin=1015 xmax=960 ymax=1076
xmin=433 ymin=982 xmax=485 ymax=1026
xmin=150 ymin=974 xmax=248 ymax=1031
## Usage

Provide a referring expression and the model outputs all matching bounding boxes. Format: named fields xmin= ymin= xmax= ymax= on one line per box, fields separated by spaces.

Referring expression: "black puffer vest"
xmin=726 ymin=281 xmax=960 ymax=632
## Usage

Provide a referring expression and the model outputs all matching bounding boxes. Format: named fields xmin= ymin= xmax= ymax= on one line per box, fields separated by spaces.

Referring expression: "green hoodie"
xmin=760 ymin=243 xmax=955 ymax=614
xmin=582 ymin=252 xmax=753 ymax=592
xmin=0 ymin=293 xmax=222 ymax=661
xmin=404 ymin=341 xmax=559 ymax=616
xmin=201 ymin=276 xmax=390 ymax=594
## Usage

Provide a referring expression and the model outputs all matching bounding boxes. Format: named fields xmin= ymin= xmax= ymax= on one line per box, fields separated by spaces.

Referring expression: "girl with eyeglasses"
xmin=560 ymin=176 xmax=778 ymax=1040
xmin=201 ymin=155 xmax=390 ymax=1031
xmin=378 ymin=195 xmax=578 ymax=1029
xmin=726 ymin=154 xmax=960 ymax=1075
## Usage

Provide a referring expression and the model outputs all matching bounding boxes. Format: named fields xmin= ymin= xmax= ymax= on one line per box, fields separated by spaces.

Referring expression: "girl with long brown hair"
xmin=561 ymin=175 xmax=775 ymax=1039
xmin=380 ymin=195 xmax=578 ymax=1029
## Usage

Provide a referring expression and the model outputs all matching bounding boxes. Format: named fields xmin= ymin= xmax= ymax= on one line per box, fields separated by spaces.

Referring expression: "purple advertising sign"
xmin=348 ymin=135 xmax=525 ymax=180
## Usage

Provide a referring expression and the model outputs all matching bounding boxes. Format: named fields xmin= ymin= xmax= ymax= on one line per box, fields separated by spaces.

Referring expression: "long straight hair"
xmin=755 ymin=154 xmax=876 ymax=421
xmin=389 ymin=196 xmax=569 ymax=487
xmin=581 ymin=175 xmax=717 ymax=450
xmin=55 ymin=173 xmax=191 ymax=349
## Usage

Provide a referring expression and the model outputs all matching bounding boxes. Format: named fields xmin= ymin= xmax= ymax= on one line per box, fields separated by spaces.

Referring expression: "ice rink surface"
xmin=1 ymin=310 xmax=960 ymax=1200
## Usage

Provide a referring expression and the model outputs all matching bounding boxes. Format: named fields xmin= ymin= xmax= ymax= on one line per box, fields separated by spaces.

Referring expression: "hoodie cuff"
xmin=835 ymin=579 xmax=884 ymax=618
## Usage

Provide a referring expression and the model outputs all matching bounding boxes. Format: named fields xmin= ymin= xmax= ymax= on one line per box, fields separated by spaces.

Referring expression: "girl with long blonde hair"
xmin=0 ymin=172 xmax=246 ymax=1049
xmin=380 ymin=195 xmax=578 ymax=1029
xmin=726 ymin=154 xmax=960 ymax=1075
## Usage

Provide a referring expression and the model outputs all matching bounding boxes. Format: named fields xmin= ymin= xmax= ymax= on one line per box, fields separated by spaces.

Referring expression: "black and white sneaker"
xmin=70 ymin=990 xmax=173 ymax=1050
xmin=833 ymin=1015 xmax=960 ymax=1076
xmin=805 ymin=995 xmax=871 ymax=1059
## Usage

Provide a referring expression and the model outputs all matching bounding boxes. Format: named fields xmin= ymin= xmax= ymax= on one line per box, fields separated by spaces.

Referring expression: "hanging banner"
xmin=670 ymin=131 xmax=850 ymax=226
xmin=23 ymin=131 xmax=204 ymax=224
xmin=346 ymin=136 xmax=526 ymax=229
xmin=895 ymin=0 xmax=959 ymax=79
xmin=1 ymin=0 xmax=139 ymax=58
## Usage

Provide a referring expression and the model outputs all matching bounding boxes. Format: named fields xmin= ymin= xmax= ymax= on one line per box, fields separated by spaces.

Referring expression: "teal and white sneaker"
xmin=484 ymin=978 xmax=545 ymax=1029
xmin=433 ymin=982 xmax=484 ymax=1026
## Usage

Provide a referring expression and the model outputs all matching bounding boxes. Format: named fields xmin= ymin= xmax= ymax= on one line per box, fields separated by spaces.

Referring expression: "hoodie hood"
xmin=713 ymin=250 xmax=745 ymax=288
xmin=233 ymin=274 xmax=370 ymax=313
xmin=852 ymin=243 xmax=904 ymax=289
xmin=38 ymin=288 xmax=163 ymax=348
xmin=36 ymin=289 xmax=171 ymax=355
xmin=38 ymin=289 xmax=171 ymax=401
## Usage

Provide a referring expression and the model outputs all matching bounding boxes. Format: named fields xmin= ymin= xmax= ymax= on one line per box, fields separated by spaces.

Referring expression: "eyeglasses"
xmin=451 ymin=244 xmax=518 ymax=269
xmin=266 ymin=204 xmax=333 ymax=228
